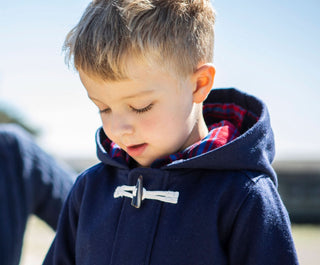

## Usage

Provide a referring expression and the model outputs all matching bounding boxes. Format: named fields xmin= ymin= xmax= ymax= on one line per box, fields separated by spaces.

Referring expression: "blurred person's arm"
xmin=0 ymin=124 xmax=76 ymax=265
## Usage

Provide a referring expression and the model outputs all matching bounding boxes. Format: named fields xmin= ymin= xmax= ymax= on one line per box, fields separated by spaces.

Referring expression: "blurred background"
xmin=1 ymin=0 xmax=319 ymax=264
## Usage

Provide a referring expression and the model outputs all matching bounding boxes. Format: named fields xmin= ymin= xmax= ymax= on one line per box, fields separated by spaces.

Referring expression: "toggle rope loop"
xmin=114 ymin=176 xmax=179 ymax=208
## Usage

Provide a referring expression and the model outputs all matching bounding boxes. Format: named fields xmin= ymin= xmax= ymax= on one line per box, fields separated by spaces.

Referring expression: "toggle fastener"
xmin=131 ymin=175 xmax=143 ymax=208
xmin=114 ymin=175 xmax=179 ymax=208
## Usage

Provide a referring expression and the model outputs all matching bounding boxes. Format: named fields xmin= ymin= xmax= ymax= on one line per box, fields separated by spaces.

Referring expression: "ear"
xmin=192 ymin=64 xmax=216 ymax=104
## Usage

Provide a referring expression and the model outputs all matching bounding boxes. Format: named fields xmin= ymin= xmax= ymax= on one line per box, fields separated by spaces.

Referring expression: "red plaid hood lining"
xmin=101 ymin=102 xmax=259 ymax=168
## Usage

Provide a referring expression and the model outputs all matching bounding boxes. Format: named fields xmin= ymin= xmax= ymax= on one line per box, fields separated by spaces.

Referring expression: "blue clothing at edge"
xmin=0 ymin=124 xmax=76 ymax=265
xmin=43 ymin=88 xmax=299 ymax=265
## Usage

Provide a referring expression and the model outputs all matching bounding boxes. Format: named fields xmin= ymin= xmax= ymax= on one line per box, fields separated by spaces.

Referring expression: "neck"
xmin=197 ymin=115 xmax=209 ymax=139
xmin=181 ymin=104 xmax=208 ymax=151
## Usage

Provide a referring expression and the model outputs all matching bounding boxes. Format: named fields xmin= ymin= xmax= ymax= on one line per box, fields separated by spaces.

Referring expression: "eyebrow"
xmin=88 ymin=89 xmax=155 ymax=102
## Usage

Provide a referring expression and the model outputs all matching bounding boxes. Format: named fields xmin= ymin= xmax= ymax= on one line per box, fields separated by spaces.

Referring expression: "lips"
xmin=126 ymin=143 xmax=148 ymax=157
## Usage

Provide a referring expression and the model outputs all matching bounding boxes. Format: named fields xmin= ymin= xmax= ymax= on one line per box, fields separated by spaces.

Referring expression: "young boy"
xmin=44 ymin=1 xmax=299 ymax=264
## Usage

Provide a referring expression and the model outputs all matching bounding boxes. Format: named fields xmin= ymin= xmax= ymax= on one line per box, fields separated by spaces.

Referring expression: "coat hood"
xmin=96 ymin=88 xmax=277 ymax=184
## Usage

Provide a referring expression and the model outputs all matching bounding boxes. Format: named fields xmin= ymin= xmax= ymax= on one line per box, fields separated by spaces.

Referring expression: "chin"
xmin=135 ymin=159 xmax=152 ymax=168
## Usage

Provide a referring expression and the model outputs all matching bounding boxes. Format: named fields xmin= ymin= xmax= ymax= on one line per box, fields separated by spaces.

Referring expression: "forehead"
xmin=79 ymin=62 xmax=183 ymax=101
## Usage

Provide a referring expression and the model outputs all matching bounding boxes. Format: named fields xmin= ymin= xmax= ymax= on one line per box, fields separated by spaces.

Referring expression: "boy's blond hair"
xmin=64 ymin=0 xmax=216 ymax=80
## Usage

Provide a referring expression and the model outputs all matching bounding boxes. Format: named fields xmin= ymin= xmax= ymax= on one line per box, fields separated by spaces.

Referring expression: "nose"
xmin=109 ymin=113 xmax=134 ymax=137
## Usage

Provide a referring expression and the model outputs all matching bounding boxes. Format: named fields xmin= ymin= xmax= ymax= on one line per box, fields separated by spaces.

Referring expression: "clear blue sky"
xmin=1 ymin=0 xmax=319 ymax=160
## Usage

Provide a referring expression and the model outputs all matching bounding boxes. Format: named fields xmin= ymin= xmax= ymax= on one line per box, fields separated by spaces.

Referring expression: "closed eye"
xmin=99 ymin=108 xmax=111 ymax=114
xmin=131 ymin=103 xmax=153 ymax=114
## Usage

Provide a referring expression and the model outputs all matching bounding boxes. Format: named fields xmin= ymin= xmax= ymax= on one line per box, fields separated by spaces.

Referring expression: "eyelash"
xmin=131 ymin=103 xmax=153 ymax=114
xmin=99 ymin=108 xmax=111 ymax=114
xmin=99 ymin=103 xmax=153 ymax=115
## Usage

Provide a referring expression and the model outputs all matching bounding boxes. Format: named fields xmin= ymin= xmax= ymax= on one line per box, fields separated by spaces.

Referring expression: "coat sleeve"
xmin=43 ymin=175 xmax=84 ymax=265
xmin=227 ymin=176 xmax=299 ymax=265
xmin=0 ymin=124 xmax=76 ymax=265
xmin=0 ymin=124 xmax=76 ymax=229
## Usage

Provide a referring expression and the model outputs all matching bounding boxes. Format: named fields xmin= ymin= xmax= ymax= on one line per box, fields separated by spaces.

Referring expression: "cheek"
xmin=138 ymin=115 xmax=162 ymax=134
xmin=138 ymin=109 xmax=169 ymax=136
xmin=139 ymin=108 xmax=182 ymax=140
xmin=100 ymin=117 xmax=114 ymax=140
